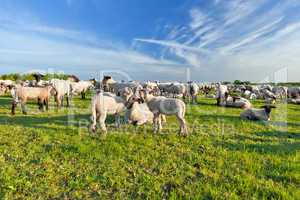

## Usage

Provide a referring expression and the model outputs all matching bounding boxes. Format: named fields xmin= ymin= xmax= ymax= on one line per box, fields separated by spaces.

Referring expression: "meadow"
xmin=0 ymin=94 xmax=299 ymax=199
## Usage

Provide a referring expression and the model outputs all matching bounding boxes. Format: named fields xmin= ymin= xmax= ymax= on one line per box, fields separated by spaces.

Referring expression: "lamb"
xmin=11 ymin=85 xmax=56 ymax=115
xmin=71 ymin=81 xmax=94 ymax=99
xmin=139 ymin=89 xmax=188 ymax=136
xmin=90 ymin=87 xmax=133 ymax=133
xmin=240 ymin=105 xmax=276 ymax=121
xmin=50 ymin=79 xmax=72 ymax=108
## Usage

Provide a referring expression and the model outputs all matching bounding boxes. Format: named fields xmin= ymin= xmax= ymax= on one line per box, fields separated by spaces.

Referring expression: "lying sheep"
xmin=50 ymin=79 xmax=72 ymax=108
xmin=125 ymin=98 xmax=154 ymax=126
xmin=71 ymin=81 xmax=94 ymax=99
xmin=222 ymin=96 xmax=252 ymax=109
xmin=11 ymin=85 xmax=56 ymax=115
xmin=139 ymin=89 xmax=188 ymax=136
xmin=90 ymin=88 xmax=133 ymax=133
xmin=240 ymin=105 xmax=276 ymax=121
xmin=287 ymin=98 xmax=300 ymax=104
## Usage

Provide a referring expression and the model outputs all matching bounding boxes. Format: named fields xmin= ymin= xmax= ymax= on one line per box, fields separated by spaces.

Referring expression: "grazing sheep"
xmin=240 ymin=105 xmax=276 ymax=121
xmin=50 ymin=79 xmax=72 ymax=108
xmin=90 ymin=88 xmax=133 ymax=133
xmin=11 ymin=85 xmax=56 ymax=115
xmin=139 ymin=89 xmax=188 ymax=136
xmin=71 ymin=81 xmax=94 ymax=99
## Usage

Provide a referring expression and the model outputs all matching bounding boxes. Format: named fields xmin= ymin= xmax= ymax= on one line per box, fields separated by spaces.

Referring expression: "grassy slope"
xmin=0 ymin=95 xmax=299 ymax=199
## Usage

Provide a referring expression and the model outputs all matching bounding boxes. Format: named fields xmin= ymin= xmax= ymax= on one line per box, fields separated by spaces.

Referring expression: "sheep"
xmin=101 ymin=76 xmax=116 ymax=92
xmin=90 ymin=87 xmax=133 ymax=133
xmin=0 ymin=84 xmax=6 ymax=96
xmin=50 ymin=79 xmax=72 ymax=108
xmin=158 ymin=82 xmax=187 ymax=98
xmin=111 ymin=82 xmax=142 ymax=96
xmin=11 ymin=85 xmax=56 ymax=115
xmin=288 ymin=87 xmax=300 ymax=99
xmin=215 ymin=83 xmax=229 ymax=106
xmin=71 ymin=81 xmax=94 ymax=99
xmin=272 ymin=86 xmax=288 ymax=99
xmin=222 ymin=95 xmax=252 ymax=109
xmin=125 ymin=98 xmax=154 ymax=126
xmin=67 ymin=75 xmax=80 ymax=83
xmin=143 ymin=81 xmax=160 ymax=95
xmin=0 ymin=80 xmax=15 ymax=87
xmin=287 ymin=98 xmax=300 ymax=104
xmin=139 ymin=89 xmax=188 ymax=136
xmin=240 ymin=105 xmax=276 ymax=121
xmin=187 ymin=82 xmax=199 ymax=104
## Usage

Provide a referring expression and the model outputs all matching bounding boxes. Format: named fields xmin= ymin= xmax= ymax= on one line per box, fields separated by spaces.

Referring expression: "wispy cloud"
xmin=135 ymin=0 xmax=300 ymax=81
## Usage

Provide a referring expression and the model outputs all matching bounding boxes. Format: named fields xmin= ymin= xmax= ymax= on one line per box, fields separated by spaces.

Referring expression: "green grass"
xmin=0 ymin=95 xmax=299 ymax=199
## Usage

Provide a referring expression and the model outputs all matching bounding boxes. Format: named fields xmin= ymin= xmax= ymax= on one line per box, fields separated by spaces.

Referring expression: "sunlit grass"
xmin=0 ymin=95 xmax=299 ymax=199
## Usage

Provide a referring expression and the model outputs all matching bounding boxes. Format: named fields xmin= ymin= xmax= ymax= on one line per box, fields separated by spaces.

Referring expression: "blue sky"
xmin=1 ymin=0 xmax=300 ymax=82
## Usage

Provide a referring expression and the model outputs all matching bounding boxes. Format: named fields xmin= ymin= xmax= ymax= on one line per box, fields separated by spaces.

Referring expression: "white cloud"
xmin=135 ymin=0 xmax=300 ymax=81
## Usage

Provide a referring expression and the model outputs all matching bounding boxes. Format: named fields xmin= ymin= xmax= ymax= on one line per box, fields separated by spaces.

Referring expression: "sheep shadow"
xmin=255 ymin=131 xmax=300 ymax=140
xmin=0 ymin=113 xmax=120 ymax=132
xmin=216 ymin=139 xmax=299 ymax=155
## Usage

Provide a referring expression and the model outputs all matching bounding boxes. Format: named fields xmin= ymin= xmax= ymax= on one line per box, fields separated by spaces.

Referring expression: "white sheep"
xmin=71 ymin=81 xmax=94 ymax=99
xmin=140 ymin=89 xmax=188 ymax=136
xmin=50 ymin=79 xmax=72 ymax=108
xmin=90 ymin=88 xmax=133 ymax=133
xmin=215 ymin=83 xmax=229 ymax=106
xmin=240 ymin=105 xmax=276 ymax=121
xmin=187 ymin=82 xmax=199 ymax=104
xmin=125 ymin=101 xmax=154 ymax=126
xmin=222 ymin=96 xmax=252 ymax=109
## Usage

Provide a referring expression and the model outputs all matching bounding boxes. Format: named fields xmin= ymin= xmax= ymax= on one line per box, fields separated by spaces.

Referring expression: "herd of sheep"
xmin=0 ymin=74 xmax=299 ymax=136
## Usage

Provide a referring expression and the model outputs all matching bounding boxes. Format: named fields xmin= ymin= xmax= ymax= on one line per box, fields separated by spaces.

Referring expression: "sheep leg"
xmin=21 ymin=102 xmax=27 ymax=115
xmin=90 ymin=110 xmax=98 ymax=133
xmin=45 ymin=99 xmax=49 ymax=111
xmin=157 ymin=114 xmax=162 ymax=132
xmin=115 ymin=114 xmax=121 ymax=128
xmin=66 ymin=96 xmax=70 ymax=107
xmin=81 ymin=92 xmax=85 ymax=99
xmin=38 ymin=99 xmax=43 ymax=111
xmin=153 ymin=113 xmax=160 ymax=133
xmin=11 ymin=101 xmax=17 ymax=115
xmin=99 ymin=112 xmax=107 ymax=133
xmin=61 ymin=96 xmax=64 ymax=107
xmin=176 ymin=115 xmax=188 ymax=136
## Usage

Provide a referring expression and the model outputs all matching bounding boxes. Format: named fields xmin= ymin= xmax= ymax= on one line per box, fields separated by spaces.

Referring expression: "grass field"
xmin=0 ymin=94 xmax=299 ymax=199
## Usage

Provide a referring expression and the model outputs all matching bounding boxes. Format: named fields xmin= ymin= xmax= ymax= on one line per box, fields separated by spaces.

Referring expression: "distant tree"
xmin=234 ymin=80 xmax=242 ymax=85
